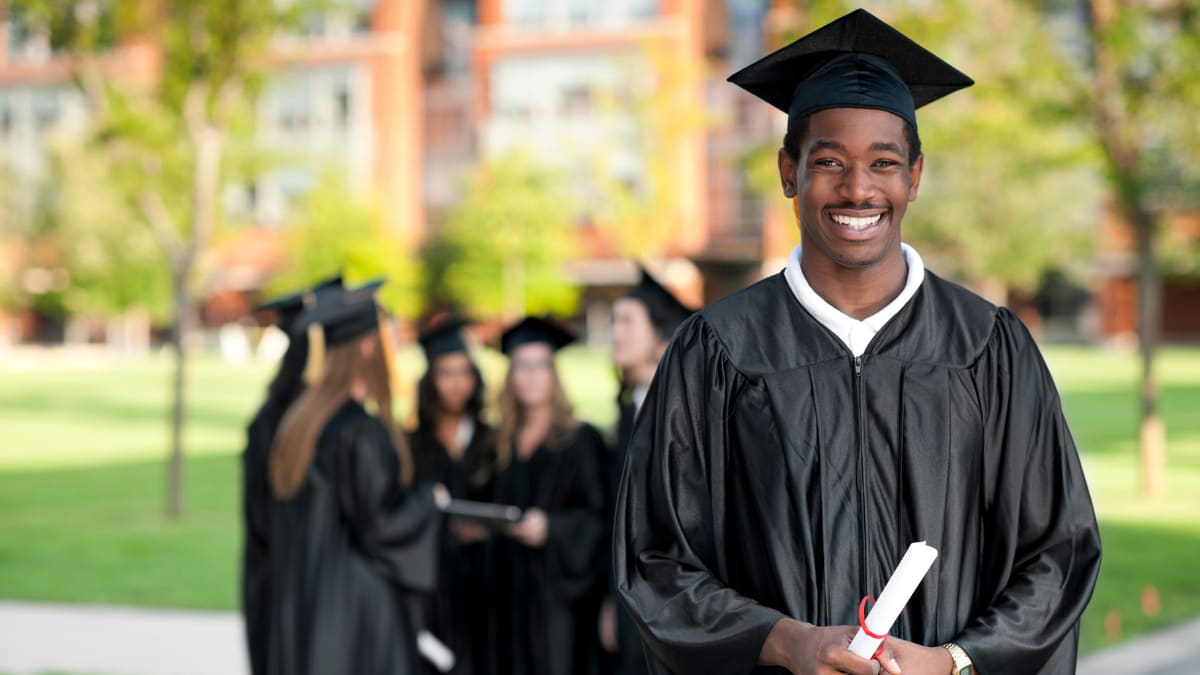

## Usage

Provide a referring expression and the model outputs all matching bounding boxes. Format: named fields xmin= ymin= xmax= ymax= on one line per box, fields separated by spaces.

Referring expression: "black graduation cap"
xmin=500 ymin=316 xmax=576 ymax=356
xmin=418 ymin=318 xmax=470 ymax=362
xmin=727 ymin=8 xmax=973 ymax=131
xmin=257 ymin=275 xmax=343 ymax=332
xmin=295 ymin=278 xmax=386 ymax=347
xmin=624 ymin=266 xmax=694 ymax=339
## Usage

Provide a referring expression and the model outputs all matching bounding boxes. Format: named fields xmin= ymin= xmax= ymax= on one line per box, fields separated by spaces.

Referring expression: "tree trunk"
xmin=162 ymin=87 xmax=225 ymax=519
xmin=1084 ymin=0 xmax=1167 ymax=502
xmin=1133 ymin=206 xmax=1166 ymax=502
xmin=166 ymin=269 xmax=191 ymax=519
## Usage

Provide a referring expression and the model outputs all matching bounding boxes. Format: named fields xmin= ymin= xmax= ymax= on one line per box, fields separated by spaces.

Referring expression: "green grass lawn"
xmin=0 ymin=344 xmax=1197 ymax=654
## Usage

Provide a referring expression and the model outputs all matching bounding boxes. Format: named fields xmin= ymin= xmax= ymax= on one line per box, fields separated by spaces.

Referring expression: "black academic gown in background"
xmin=241 ymin=392 xmax=297 ymax=675
xmin=410 ymin=420 xmax=497 ymax=675
xmin=491 ymin=422 xmax=608 ymax=675
xmin=266 ymin=400 xmax=441 ymax=675
xmin=614 ymin=271 xmax=1102 ymax=675
xmin=608 ymin=393 xmax=648 ymax=675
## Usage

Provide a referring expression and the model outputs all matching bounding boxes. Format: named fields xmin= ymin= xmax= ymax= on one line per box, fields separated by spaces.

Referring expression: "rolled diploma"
xmin=847 ymin=541 xmax=939 ymax=659
xmin=417 ymin=629 xmax=456 ymax=673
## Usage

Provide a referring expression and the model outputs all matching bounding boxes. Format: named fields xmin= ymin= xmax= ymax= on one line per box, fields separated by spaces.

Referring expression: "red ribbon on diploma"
xmin=858 ymin=595 xmax=889 ymax=660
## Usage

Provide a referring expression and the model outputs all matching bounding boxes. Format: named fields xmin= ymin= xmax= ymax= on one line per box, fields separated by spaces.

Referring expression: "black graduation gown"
xmin=608 ymin=393 xmax=648 ymax=675
xmin=491 ymin=422 xmax=608 ymax=675
xmin=266 ymin=400 xmax=441 ymax=675
xmin=410 ymin=420 xmax=497 ymax=675
xmin=241 ymin=392 xmax=295 ymax=675
xmin=614 ymin=271 xmax=1102 ymax=675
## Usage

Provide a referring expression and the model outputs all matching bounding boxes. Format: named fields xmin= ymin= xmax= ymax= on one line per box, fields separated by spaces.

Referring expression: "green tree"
xmin=753 ymin=1 xmax=1103 ymax=302
xmin=11 ymin=0 xmax=309 ymax=517
xmin=1075 ymin=0 xmax=1200 ymax=500
xmin=893 ymin=1 xmax=1103 ymax=301
xmin=430 ymin=151 xmax=580 ymax=319
xmin=589 ymin=42 xmax=708 ymax=259
xmin=47 ymin=133 xmax=172 ymax=322
xmin=268 ymin=176 xmax=423 ymax=320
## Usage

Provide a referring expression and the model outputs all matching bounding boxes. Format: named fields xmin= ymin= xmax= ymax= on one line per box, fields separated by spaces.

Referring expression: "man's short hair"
xmin=782 ymin=114 xmax=922 ymax=165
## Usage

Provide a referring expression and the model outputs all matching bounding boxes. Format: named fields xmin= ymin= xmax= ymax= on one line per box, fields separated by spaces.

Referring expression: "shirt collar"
xmin=783 ymin=243 xmax=926 ymax=356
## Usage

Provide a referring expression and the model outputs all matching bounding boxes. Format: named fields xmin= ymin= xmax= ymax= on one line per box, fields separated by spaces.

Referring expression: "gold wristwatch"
xmin=941 ymin=642 xmax=973 ymax=675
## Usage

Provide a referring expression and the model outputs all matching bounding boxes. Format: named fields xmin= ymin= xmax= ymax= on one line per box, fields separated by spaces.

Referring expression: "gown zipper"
xmin=853 ymin=354 xmax=867 ymax=601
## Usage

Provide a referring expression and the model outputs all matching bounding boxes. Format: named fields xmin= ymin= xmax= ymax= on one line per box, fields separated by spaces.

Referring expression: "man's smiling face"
xmin=779 ymin=107 xmax=924 ymax=273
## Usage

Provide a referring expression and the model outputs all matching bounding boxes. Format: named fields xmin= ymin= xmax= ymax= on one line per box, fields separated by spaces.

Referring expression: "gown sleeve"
xmin=335 ymin=413 xmax=443 ymax=593
xmin=240 ymin=406 xmax=275 ymax=675
xmin=242 ymin=409 xmax=273 ymax=577
xmin=545 ymin=423 xmax=609 ymax=601
xmin=955 ymin=309 xmax=1102 ymax=673
xmin=614 ymin=316 xmax=786 ymax=675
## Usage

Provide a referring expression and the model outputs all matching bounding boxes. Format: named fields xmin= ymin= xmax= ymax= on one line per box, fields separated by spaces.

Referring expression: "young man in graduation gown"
xmin=241 ymin=275 xmax=340 ymax=675
xmin=601 ymin=268 xmax=693 ymax=675
xmin=613 ymin=10 xmax=1101 ymax=675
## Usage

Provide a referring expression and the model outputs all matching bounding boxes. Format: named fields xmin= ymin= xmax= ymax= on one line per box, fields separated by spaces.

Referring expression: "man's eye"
xmin=815 ymin=159 xmax=840 ymax=167
xmin=874 ymin=159 xmax=899 ymax=168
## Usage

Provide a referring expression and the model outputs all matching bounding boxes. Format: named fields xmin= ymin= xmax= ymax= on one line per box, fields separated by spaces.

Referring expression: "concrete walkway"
xmin=0 ymin=601 xmax=247 ymax=675
xmin=1077 ymin=615 xmax=1200 ymax=675
xmin=2 ymin=599 xmax=1199 ymax=674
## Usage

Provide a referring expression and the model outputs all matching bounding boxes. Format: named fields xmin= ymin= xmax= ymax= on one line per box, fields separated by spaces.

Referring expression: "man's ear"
xmin=777 ymin=147 xmax=798 ymax=198
xmin=907 ymin=153 xmax=924 ymax=202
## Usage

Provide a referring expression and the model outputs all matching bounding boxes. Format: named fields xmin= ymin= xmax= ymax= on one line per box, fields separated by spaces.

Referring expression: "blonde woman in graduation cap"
xmin=490 ymin=316 xmax=608 ymax=675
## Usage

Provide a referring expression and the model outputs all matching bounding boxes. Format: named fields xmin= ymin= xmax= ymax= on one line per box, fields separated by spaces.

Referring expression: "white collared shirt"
xmin=631 ymin=384 xmax=649 ymax=415
xmin=783 ymin=243 xmax=926 ymax=357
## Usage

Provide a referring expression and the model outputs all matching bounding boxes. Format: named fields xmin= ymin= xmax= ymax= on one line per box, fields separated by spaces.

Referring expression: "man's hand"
xmin=758 ymin=618 xmax=903 ymax=675
xmin=886 ymin=637 xmax=954 ymax=675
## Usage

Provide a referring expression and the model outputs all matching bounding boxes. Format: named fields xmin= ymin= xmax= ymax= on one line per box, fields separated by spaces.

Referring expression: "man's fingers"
xmin=823 ymin=650 xmax=880 ymax=675
xmin=876 ymin=642 xmax=902 ymax=675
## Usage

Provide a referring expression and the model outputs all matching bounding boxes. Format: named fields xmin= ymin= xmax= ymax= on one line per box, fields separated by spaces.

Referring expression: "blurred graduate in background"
xmin=490 ymin=317 xmax=607 ymax=675
xmin=265 ymin=279 xmax=446 ymax=675
xmin=409 ymin=315 xmax=498 ymax=675
xmin=241 ymin=275 xmax=341 ymax=675
xmin=601 ymin=268 xmax=693 ymax=675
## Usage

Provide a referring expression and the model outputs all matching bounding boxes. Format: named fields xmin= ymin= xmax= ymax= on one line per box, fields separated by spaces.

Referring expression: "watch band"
xmin=941 ymin=642 xmax=973 ymax=675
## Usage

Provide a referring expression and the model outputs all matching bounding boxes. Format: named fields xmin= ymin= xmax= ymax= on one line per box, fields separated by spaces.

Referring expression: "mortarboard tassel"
xmin=303 ymin=322 xmax=325 ymax=386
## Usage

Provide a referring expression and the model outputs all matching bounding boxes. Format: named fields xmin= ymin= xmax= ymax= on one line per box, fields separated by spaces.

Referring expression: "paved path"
xmin=0 ymin=601 xmax=247 ymax=675
xmin=1077 ymin=615 xmax=1200 ymax=675
xmin=2 ymin=599 xmax=1199 ymax=674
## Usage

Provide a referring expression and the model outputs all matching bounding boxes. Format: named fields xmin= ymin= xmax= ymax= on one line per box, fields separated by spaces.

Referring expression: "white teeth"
xmin=831 ymin=213 xmax=882 ymax=229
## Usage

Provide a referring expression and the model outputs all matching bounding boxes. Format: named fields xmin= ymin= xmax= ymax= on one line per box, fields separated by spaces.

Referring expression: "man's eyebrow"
xmin=810 ymin=140 xmax=905 ymax=155
xmin=811 ymin=140 xmax=846 ymax=152
xmin=870 ymin=141 xmax=905 ymax=155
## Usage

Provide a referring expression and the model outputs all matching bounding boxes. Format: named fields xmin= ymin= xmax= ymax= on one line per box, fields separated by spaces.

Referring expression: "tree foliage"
xmin=429 ymin=151 xmax=580 ymax=319
xmin=46 ymin=133 xmax=173 ymax=321
xmin=747 ymin=0 xmax=1104 ymax=296
xmin=9 ymin=0 xmax=321 ymax=517
xmin=588 ymin=42 xmax=708 ymax=259
xmin=1069 ymin=0 xmax=1200 ymax=500
xmin=268 ymin=176 xmax=424 ymax=320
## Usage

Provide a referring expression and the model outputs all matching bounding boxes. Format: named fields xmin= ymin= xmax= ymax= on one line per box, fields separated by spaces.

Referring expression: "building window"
xmin=503 ymin=0 xmax=659 ymax=28
xmin=335 ymin=87 xmax=351 ymax=129
xmin=33 ymin=98 xmax=58 ymax=131
xmin=561 ymin=85 xmax=593 ymax=117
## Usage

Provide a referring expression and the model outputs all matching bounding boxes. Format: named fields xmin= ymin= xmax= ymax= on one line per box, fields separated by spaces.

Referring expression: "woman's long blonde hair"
xmin=494 ymin=359 xmax=577 ymax=468
xmin=269 ymin=327 xmax=412 ymax=499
